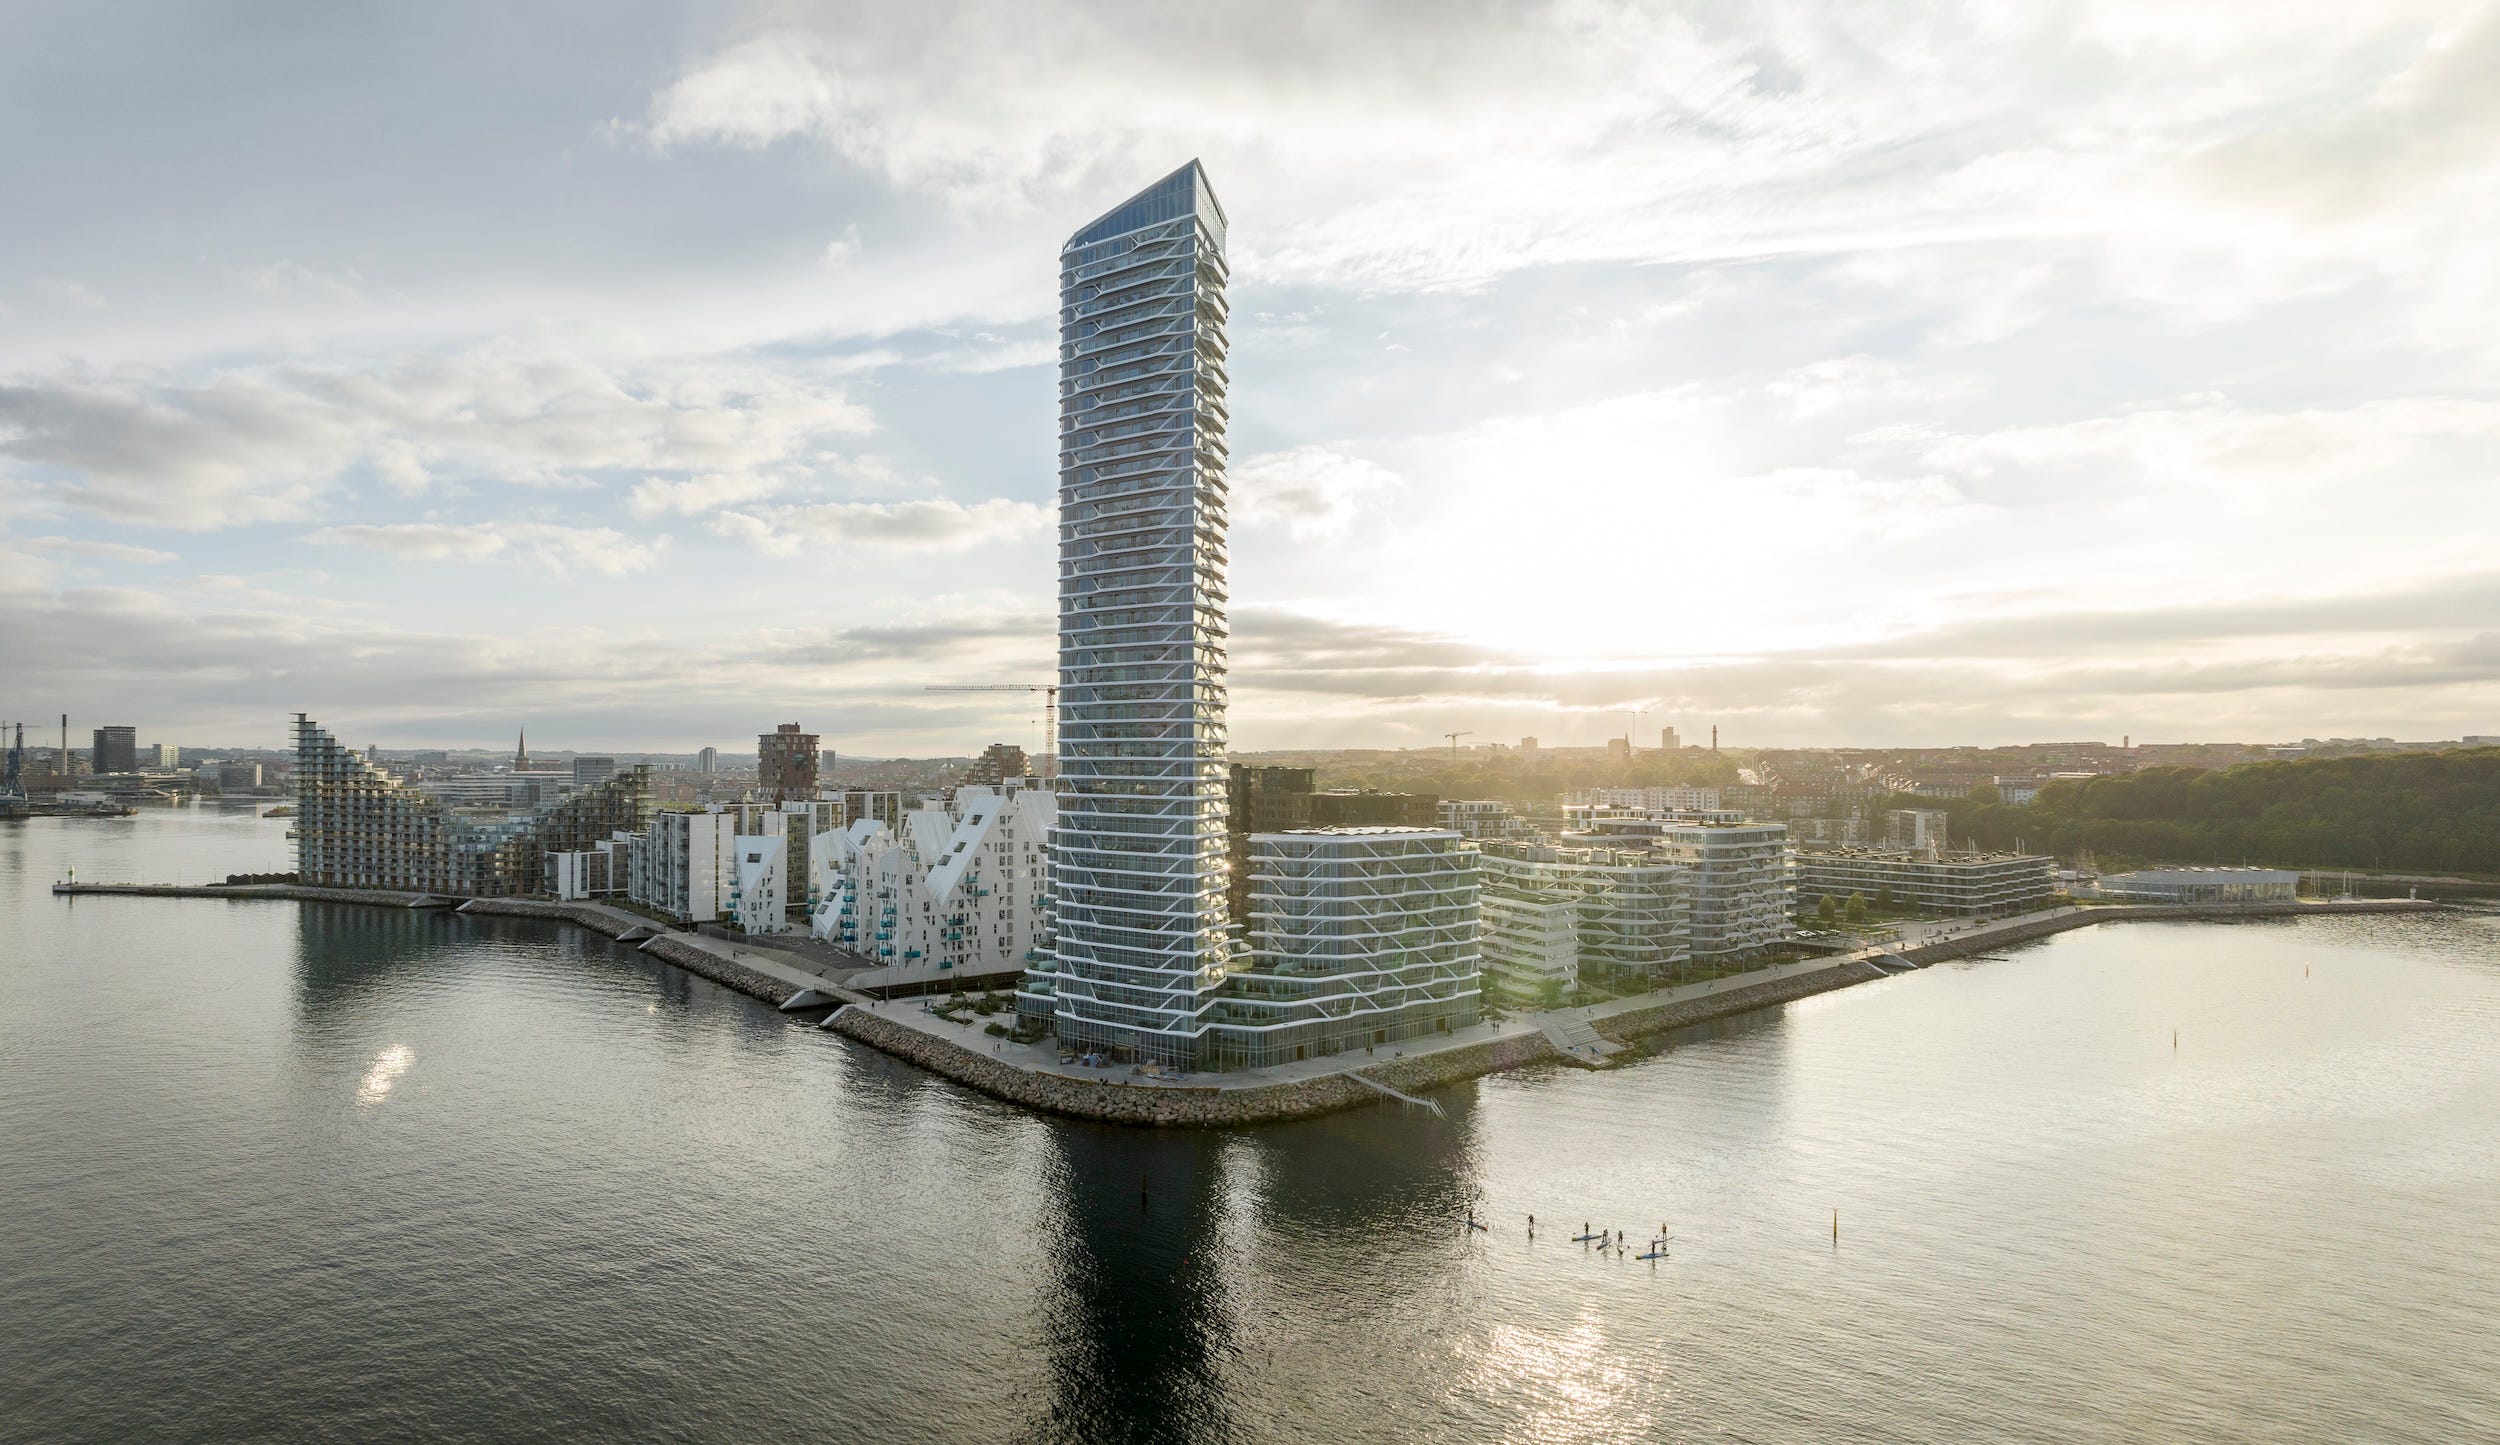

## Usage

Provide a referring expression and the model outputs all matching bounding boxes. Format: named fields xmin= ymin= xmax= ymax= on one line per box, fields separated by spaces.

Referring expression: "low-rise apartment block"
xmin=1438 ymin=798 xmax=1529 ymax=841
xmin=1225 ymin=764 xmax=1437 ymax=924
xmin=1567 ymin=786 xmax=1723 ymax=812
xmin=1478 ymin=841 xmax=1688 ymax=994
xmin=628 ymin=808 xmax=738 ymax=923
xmin=1794 ymin=845 xmax=2053 ymax=917
xmin=1205 ymin=827 xmax=1481 ymax=1068
xmin=1564 ymin=810 xmax=1795 ymax=965
xmin=1479 ymin=888 xmax=1580 ymax=999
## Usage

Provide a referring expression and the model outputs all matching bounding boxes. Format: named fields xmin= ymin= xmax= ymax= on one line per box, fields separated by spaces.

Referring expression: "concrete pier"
xmin=51 ymin=881 xmax=455 ymax=908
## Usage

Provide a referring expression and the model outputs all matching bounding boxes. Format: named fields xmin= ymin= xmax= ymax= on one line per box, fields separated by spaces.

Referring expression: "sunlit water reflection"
xmin=5 ymin=808 xmax=2496 ymax=1442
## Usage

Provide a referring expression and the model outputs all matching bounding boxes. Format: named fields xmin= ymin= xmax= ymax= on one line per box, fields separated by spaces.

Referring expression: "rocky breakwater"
xmin=824 ymin=1007 xmax=1569 ymax=1127
xmin=1366 ymin=1031 xmax=1561 ymax=1093
xmin=638 ymin=935 xmax=805 ymax=1007
xmin=454 ymin=896 xmax=642 ymax=939
xmin=1590 ymin=959 xmax=1888 ymax=1047
xmin=454 ymin=898 xmax=809 ymax=1006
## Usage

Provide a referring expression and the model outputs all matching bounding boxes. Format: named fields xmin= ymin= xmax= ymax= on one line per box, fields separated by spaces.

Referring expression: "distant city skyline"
xmin=4 ymin=4 xmax=2498 ymax=752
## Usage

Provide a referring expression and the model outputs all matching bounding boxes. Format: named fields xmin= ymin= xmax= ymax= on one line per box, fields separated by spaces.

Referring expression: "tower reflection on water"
xmin=1034 ymin=1126 xmax=1243 ymax=1444
xmin=1030 ymin=1094 xmax=1486 ymax=1444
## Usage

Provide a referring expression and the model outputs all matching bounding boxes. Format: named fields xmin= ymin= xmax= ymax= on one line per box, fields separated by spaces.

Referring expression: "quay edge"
xmin=47 ymin=883 xmax=2444 ymax=1127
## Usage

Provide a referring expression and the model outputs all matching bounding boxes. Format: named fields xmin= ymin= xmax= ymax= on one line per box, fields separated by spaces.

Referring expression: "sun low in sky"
xmin=2 ymin=1 xmax=2495 ymax=751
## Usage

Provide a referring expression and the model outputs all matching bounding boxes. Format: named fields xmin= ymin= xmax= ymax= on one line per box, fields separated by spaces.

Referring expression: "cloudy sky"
xmin=4 ymin=1 xmax=2497 ymax=754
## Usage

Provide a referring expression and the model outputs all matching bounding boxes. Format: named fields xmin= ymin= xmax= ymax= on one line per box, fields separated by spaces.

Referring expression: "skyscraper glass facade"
xmin=1018 ymin=160 xmax=1233 ymax=1067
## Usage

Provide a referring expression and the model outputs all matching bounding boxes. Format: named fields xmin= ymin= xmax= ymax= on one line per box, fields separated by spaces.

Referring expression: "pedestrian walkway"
xmin=832 ymin=949 xmax=1867 ymax=1093
xmin=652 ymin=927 xmax=868 ymax=1001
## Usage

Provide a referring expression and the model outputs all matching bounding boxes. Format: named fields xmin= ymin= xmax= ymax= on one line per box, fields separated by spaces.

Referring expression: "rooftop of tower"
xmin=1063 ymin=159 xmax=1226 ymax=254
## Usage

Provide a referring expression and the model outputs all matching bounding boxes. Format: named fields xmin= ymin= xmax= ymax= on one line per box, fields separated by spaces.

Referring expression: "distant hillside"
xmin=1951 ymin=749 xmax=2500 ymax=875
xmin=1300 ymin=748 xmax=1741 ymax=809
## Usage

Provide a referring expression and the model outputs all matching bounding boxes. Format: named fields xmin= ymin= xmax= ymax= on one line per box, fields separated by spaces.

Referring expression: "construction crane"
xmin=925 ymin=684 xmax=1059 ymax=781
xmin=1444 ymin=730 xmax=1472 ymax=758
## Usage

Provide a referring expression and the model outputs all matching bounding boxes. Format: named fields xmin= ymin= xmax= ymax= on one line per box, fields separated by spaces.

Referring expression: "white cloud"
xmin=627 ymin=473 xmax=783 ymax=518
xmin=709 ymin=497 xmax=1049 ymax=554
xmin=242 ymin=260 xmax=367 ymax=302
xmin=309 ymin=521 xmax=665 ymax=576
xmin=641 ymin=37 xmax=848 ymax=153
xmin=1914 ymin=395 xmax=2500 ymax=502
xmin=0 ymin=348 xmax=873 ymax=529
xmin=612 ymin=0 xmax=2497 ymax=337
xmin=1231 ymin=446 xmax=1402 ymax=540
xmin=36 ymin=279 xmax=107 ymax=310
xmin=22 ymin=535 xmax=178 ymax=564
xmin=7 ymin=2 xmax=2499 ymax=748
xmin=1769 ymin=355 xmax=1976 ymax=419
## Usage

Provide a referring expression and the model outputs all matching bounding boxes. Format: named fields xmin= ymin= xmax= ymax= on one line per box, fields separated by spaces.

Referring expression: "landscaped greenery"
xmin=1928 ymin=748 xmax=2500 ymax=875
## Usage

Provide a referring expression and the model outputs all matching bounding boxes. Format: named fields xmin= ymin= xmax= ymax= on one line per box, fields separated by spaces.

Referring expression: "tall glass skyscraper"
xmin=1017 ymin=160 xmax=1234 ymax=1068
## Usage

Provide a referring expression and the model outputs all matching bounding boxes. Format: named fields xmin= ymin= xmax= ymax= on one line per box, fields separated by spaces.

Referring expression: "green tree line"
xmin=1922 ymin=748 xmax=2500 ymax=875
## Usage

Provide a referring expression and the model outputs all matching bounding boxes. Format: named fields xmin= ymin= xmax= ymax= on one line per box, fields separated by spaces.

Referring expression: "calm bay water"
xmin=5 ymin=807 xmax=2498 ymax=1443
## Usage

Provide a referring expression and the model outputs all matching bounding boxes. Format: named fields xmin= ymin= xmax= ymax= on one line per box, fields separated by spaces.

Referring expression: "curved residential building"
xmin=1019 ymin=160 xmax=1234 ymax=1067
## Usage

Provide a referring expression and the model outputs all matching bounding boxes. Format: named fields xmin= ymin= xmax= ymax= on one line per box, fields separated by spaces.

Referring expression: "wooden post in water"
xmin=1832 ymin=1209 xmax=1838 ymax=1248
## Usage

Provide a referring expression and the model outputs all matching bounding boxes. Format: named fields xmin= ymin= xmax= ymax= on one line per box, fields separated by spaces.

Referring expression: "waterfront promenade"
xmin=48 ymin=880 xmax=2440 ymax=1126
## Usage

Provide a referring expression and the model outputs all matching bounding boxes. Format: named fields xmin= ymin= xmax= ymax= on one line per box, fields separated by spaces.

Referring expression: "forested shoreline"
xmin=1939 ymin=750 xmax=2500 ymax=875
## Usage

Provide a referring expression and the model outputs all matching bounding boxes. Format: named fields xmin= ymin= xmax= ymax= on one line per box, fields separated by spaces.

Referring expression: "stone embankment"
xmin=827 ymin=1007 xmax=1390 ymax=1125
xmin=1590 ymin=959 xmax=1888 ymax=1046
xmin=1365 ymin=1031 xmax=1559 ymax=1095
xmin=640 ymin=935 xmax=807 ymax=1006
xmin=455 ymin=896 xmax=645 ymax=938
xmin=1887 ymin=898 xmax=2436 ymax=967
xmin=820 ymin=962 xmax=1882 ymax=1128
xmin=453 ymin=897 xmax=814 ymax=1005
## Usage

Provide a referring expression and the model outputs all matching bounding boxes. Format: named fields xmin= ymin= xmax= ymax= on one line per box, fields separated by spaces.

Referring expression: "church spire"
xmin=515 ymin=728 xmax=528 ymax=772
